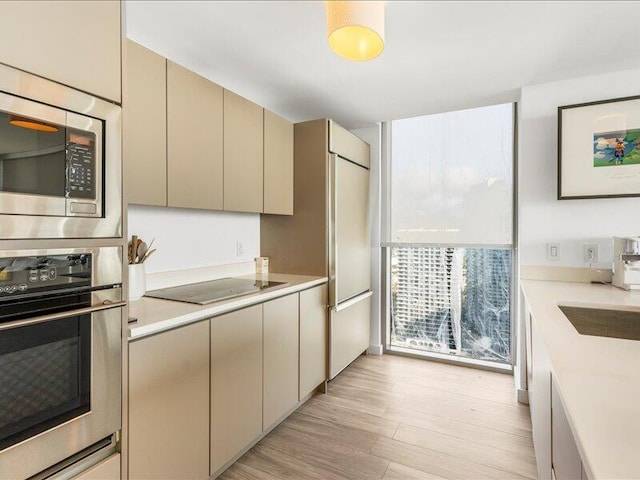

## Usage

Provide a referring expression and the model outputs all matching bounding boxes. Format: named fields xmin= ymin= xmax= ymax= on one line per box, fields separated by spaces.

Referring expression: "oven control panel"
xmin=0 ymin=254 xmax=91 ymax=297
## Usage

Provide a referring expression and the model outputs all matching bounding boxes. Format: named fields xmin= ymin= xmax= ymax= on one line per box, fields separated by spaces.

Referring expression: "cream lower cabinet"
xmin=73 ymin=454 xmax=120 ymax=480
xmin=128 ymin=321 xmax=210 ymax=480
xmin=263 ymin=294 xmax=299 ymax=429
xmin=551 ymin=376 xmax=582 ymax=480
xmin=330 ymin=296 xmax=370 ymax=379
xmin=527 ymin=311 xmax=552 ymax=480
xmin=211 ymin=305 xmax=263 ymax=475
xmin=526 ymin=301 xmax=588 ymax=480
xmin=299 ymin=285 xmax=328 ymax=399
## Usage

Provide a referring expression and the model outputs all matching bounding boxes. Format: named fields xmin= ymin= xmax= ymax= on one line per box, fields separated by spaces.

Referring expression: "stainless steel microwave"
xmin=0 ymin=64 xmax=122 ymax=239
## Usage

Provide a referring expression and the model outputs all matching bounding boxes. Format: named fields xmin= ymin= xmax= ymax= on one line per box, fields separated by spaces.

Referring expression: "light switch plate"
xmin=547 ymin=243 xmax=560 ymax=261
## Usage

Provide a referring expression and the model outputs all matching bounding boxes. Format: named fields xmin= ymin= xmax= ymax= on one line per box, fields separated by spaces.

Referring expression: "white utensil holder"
xmin=128 ymin=263 xmax=147 ymax=301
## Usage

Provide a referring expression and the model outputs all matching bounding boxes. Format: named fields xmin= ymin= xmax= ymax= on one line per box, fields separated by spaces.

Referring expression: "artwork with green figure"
xmin=593 ymin=128 xmax=640 ymax=167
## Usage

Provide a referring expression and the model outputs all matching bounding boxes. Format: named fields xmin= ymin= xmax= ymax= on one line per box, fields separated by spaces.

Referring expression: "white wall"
xmin=519 ymin=68 xmax=640 ymax=269
xmin=351 ymin=125 xmax=383 ymax=355
xmin=128 ymin=205 xmax=259 ymax=274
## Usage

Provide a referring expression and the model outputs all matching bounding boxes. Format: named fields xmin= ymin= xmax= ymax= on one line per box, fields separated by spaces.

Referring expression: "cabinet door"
xmin=329 ymin=120 xmax=370 ymax=168
xmin=123 ymin=40 xmax=167 ymax=206
xmin=529 ymin=314 xmax=552 ymax=480
xmin=223 ymin=89 xmax=264 ymax=213
xmin=552 ymin=377 xmax=582 ymax=480
xmin=263 ymin=293 xmax=299 ymax=429
xmin=0 ymin=1 xmax=121 ymax=102
xmin=129 ymin=321 xmax=210 ymax=480
xmin=211 ymin=305 xmax=262 ymax=475
xmin=167 ymin=61 xmax=223 ymax=210
xmin=73 ymin=454 xmax=120 ymax=480
xmin=264 ymin=110 xmax=293 ymax=215
xmin=299 ymin=285 xmax=328 ymax=399
xmin=330 ymin=296 xmax=370 ymax=379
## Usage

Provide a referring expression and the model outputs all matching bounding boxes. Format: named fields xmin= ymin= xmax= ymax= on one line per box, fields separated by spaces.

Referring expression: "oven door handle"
xmin=0 ymin=301 xmax=126 ymax=331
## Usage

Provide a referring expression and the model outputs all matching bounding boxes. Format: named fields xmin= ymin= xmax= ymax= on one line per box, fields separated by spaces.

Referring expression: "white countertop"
xmin=128 ymin=273 xmax=327 ymax=341
xmin=520 ymin=280 xmax=640 ymax=480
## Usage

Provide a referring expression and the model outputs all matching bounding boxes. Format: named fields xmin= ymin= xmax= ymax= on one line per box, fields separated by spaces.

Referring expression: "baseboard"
xmin=517 ymin=388 xmax=529 ymax=405
xmin=367 ymin=344 xmax=383 ymax=355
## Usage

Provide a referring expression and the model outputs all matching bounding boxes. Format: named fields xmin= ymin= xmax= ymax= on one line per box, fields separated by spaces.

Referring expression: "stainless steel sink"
xmin=559 ymin=305 xmax=640 ymax=341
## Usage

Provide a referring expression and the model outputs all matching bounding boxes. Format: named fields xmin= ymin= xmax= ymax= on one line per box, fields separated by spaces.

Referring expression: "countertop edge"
xmin=128 ymin=276 xmax=327 ymax=341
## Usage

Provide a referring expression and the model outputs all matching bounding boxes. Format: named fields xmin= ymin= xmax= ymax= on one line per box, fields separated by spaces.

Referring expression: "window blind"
xmin=384 ymin=103 xmax=514 ymax=246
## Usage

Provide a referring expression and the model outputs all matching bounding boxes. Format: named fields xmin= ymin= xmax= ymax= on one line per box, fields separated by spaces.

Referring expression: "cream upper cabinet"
xmin=264 ymin=110 xmax=294 ymax=215
xmin=128 ymin=321 xmax=210 ymax=480
xmin=223 ymin=90 xmax=264 ymax=213
xmin=263 ymin=294 xmax=299 ymax=429
xmin=299 ymin=285 xmax=328 ymax=399
xmin=168 ymin=61 xmax=224 ymax=210
xmin=123 ymin=40 xmax=167 ymax=206
xmin=0 ymin=1 xmax=121 ymax=102
xmin=211 ymin=305 xmax=263 ymax=475
xmin=329 ymin=120 xmax=370 ymax=168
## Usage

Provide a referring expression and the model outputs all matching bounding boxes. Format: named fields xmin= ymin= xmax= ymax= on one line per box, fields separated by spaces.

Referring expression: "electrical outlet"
xmin=235 ymin=241 xmax=244 ymax=257
xmin=547 ymin=243 xmax=560 ymax=261
xmin=584 ymin=244 xmax=598 ymax=264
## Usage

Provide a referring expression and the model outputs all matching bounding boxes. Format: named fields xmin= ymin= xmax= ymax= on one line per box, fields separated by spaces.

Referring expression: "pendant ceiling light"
xmin=326 ymin=1 xmax=385 ymax=62
xmin=9 ymin=115 xmax=58 ymax=132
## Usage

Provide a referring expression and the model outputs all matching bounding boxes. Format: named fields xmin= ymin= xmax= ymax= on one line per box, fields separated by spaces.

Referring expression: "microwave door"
xmin=0 ymin=94 xmax=67 ymax=216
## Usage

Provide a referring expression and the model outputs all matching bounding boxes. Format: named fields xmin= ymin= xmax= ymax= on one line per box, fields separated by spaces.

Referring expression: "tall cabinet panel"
xmin=128 ymin=321 xmax=210 ymax=480
xmin=211 ymin=305 xmax=263 ymax=475
xmin=264 ymin=110 xmax=294 ymax=215
xmin=0 ymin=1 xmax=121 ymax=102
xmin=333 ymin=155 xmax=371 ymax=304
xmin=167 ymin=61 xmax=223 ymax=210
xmin=223 ymin=90 xmax=264 ymax=213
xmin=123 ymin=40 xmax=167 ymax=206
xmin=263 ymin=294 xmax=299 ymax=429
xmin=299 ymin=285 xmax=328 ymax=400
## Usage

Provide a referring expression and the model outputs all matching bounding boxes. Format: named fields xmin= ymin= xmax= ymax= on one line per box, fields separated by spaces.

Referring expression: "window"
xmin=384 ymin=103 xmax=515 ymax=366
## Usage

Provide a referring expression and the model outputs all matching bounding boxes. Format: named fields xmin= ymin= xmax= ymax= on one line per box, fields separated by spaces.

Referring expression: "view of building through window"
xmin=386 ymin=103 xmax=514 ymax=365
xmin=390 ymin=246 xmax=511 ymax=364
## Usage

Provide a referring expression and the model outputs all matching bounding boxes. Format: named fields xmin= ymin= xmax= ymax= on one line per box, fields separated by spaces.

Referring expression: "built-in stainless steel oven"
xmin=0 ymin=63 xmax=121 ymax=239
xmin=0 ymin=246 xmax=123 ymax=480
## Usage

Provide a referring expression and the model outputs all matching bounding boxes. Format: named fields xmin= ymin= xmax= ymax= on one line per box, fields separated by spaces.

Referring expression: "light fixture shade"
xmin=327 ymin=1 xmax=385 ymax=62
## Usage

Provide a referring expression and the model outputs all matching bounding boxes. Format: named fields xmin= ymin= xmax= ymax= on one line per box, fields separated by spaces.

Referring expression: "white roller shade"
xmin=386 ymin=103 xmax=514 ymax=246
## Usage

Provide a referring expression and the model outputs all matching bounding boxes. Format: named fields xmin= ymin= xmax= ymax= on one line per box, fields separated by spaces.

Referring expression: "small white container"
xmin=128 ymin=263 xmax=147 ymax=301
xmin=255 ymin=257 xmax=269 ymax=274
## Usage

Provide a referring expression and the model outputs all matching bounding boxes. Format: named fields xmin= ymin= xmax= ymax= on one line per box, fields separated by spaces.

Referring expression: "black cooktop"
xmin=144 ymin=277 xmax=288 ymax=305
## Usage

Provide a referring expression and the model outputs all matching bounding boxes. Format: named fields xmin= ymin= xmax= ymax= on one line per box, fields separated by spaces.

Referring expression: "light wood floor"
xmin=219 ymin=354 xmax=537 ymax=480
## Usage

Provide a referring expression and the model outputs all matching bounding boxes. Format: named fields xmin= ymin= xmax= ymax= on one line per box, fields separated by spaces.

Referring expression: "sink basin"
xmin=559 ymin=305 xmax=640 ymax=341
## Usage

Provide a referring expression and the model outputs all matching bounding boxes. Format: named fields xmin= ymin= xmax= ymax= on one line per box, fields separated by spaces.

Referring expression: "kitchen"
xmin=1 ymin=1 xmax=640 ymax=480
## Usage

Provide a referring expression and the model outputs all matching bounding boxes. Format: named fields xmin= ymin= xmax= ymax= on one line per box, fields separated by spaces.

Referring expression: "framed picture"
xmin=558 ymin=94 xmax=640 ymax=199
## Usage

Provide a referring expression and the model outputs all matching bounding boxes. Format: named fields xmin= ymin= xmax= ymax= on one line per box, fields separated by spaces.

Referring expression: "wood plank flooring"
xmin=219 ymin=354 xmax=537 ymax=480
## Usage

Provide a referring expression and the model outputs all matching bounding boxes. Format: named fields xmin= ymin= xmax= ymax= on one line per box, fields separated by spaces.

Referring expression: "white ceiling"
xmin=125 ymin=1 xmax=640 ymax=129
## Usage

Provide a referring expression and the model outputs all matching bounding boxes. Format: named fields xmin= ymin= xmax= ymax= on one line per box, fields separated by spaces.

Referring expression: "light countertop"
xmin=128 ymin=273 xmax=327 ymax=341
xmin=520 ymin=280 xmax=640 ymax=480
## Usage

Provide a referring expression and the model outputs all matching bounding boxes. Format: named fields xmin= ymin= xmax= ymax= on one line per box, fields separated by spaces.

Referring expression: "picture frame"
xmin=558 ymin=94 xmax=640 ymax=200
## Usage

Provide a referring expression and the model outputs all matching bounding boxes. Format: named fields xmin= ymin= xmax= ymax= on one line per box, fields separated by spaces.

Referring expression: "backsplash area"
xmin=127 ymin=205 xmax=260 ymax=274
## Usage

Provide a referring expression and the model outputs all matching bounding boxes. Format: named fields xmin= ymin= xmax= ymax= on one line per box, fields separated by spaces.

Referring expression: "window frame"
xmin=380 ymin=103 xmax=519 ymax=371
